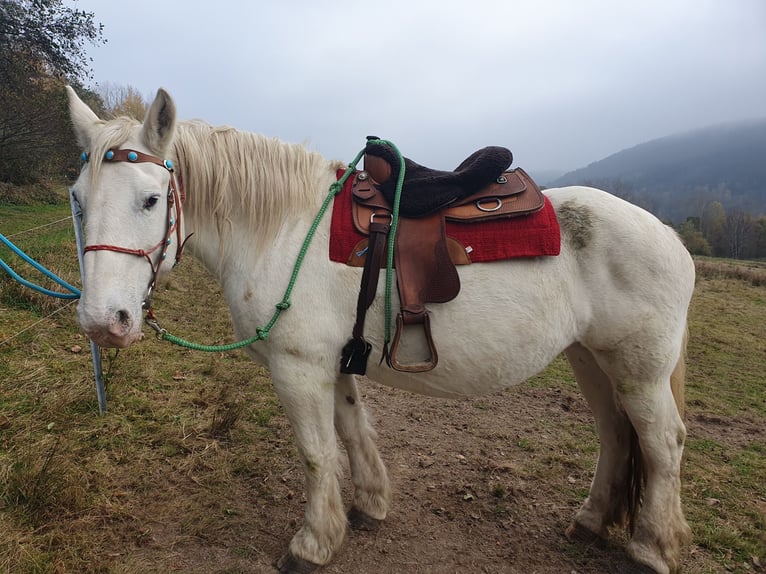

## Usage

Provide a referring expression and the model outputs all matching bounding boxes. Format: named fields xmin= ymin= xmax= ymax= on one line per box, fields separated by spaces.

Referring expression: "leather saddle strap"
xmin=351 ymin=217 xmax=391 ymax=339
xmin=340 ymin=217 xmax=391 ymax=375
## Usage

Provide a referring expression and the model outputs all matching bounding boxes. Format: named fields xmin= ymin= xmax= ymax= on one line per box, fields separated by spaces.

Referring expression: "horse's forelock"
xmin=86 ymin=117 xmax=141 ymax=191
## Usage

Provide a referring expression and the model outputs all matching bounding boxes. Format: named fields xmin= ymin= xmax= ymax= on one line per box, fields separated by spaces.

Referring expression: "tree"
xmin=678 ymin=218 xmax=712 ymax=256
xmin=0 ymin=0 xmax=104 ymax=185
xmin=98 ymin=82 xmax=149 ymax=120
xmin=749 ymin=216 xmax=766 ymax=259
xmin=0 ymin=0 xmax=104 ymax=83
xmin=700 ymin=201 xmax=727 ymax=256
xmin=724 ymin=211 xmax=753 ymax=260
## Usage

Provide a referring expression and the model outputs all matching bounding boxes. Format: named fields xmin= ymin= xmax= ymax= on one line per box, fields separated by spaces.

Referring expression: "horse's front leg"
xmin=270 ymin=359 xmax=347 ymax=574
xmin=334 ymin=375 xmax=391 ymax=529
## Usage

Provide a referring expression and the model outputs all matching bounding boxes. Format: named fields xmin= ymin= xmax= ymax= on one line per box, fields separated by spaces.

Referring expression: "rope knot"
xmin=276 ymin=301 xmax=291 ymax=311
xmin=256 ymin=328 xmax=269 ymax=340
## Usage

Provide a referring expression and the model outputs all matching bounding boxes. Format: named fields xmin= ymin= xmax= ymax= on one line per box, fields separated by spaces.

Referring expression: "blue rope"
xmin=0 ymin=232 xmax=81 ymax=299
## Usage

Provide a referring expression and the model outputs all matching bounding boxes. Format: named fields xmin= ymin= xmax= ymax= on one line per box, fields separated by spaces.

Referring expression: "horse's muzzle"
xmin=77 ymin=307 xmax=144 ymax=348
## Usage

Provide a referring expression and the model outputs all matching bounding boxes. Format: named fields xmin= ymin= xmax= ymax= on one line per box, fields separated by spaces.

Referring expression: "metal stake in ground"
xmin=70 ymin=188 xmax=107 ymax=415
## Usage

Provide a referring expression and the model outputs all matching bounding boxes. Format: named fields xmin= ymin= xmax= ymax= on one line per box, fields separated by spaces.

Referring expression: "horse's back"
xmin=547 ymin=185 xmax=687 ymax=250
xmin=545 ymin=185 xmax=694 ymax=293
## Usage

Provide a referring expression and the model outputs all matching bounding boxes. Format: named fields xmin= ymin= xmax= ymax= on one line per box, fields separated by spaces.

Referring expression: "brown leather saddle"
xmin=340 ymin=140 xmax=544 ymax=374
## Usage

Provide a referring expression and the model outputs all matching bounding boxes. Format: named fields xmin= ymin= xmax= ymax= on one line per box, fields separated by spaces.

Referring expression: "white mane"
xmin=174 ymin=121 xmax=343 ymax=253
xmin=83 ymin=116 xmax=344 ymax=259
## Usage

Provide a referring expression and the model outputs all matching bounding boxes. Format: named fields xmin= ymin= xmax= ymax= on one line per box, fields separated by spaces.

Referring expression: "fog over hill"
xmin=548 ymin=119 xmax=766 ymax=223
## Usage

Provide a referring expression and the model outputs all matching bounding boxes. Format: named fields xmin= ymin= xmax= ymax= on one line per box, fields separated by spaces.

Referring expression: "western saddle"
xmin=340 ymin=139 xmax=544 ymax=374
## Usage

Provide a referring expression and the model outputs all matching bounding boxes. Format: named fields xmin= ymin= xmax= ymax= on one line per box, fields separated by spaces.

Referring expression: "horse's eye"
xmin=143 ymin=195 xmax=160 ymax=210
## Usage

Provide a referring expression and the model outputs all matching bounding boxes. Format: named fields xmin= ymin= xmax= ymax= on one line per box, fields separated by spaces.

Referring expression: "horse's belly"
xmin=363 ymin=333 xmax=567 ymax=398
xmin=361 ymin=264 xmax=577 ymax=398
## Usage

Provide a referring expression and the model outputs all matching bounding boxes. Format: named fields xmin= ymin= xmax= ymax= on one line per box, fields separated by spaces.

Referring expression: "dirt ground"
xmin=114 ymin=376 xmax=750 ymax=574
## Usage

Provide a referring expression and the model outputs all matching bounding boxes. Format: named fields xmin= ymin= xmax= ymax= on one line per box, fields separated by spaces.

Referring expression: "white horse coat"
xmin=67 ymin=86 xmax=694 ymax=574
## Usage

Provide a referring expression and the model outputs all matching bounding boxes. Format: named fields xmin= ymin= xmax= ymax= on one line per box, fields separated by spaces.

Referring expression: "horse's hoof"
xmin=565 ymin=521 xmax=605 ymax=547
xmin=276 ymin=552 xmax=320 ymax=574
xmin=612 ymin=560 xmax=659 ymax=574
xmin=348 ymin=506 xmax=382 ymax=531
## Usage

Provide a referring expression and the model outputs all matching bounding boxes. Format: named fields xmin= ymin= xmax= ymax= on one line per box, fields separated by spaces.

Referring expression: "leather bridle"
xmin=81 ymin=148 xmax=188 ymax=310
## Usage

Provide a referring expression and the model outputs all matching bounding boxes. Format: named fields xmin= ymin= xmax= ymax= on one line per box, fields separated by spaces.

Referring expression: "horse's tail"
xmin=625 ymin=324 xmax=688 ymax=533
xmin=669 ymin=325 xmax=688 ymax=419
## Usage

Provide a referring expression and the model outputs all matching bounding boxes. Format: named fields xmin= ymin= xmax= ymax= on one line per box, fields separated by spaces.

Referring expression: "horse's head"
xmin=67 ymin=86 xmax=183 ymax=348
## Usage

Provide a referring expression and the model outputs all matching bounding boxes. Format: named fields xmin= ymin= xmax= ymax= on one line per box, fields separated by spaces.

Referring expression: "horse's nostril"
xmin=104 ymin=309 xmax=134 ymax=340
xmin=116 ymin=310 xmax=131 ymax=328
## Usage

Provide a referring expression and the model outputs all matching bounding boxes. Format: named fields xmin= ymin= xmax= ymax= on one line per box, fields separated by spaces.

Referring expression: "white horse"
xmin=66 ymin=86 xmax=694 ymax=574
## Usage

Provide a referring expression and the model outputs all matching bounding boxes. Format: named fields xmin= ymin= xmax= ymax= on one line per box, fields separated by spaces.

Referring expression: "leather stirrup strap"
xmin=340 ymin=216 xmax=391 ymax=375
xmin=354 ymin=217 xmax=391 ymax=338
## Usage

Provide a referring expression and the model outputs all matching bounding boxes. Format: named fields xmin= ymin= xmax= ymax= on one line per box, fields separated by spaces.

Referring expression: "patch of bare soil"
xmin=323 ymin=382 xmax=608 ymax=574
xmin=115 ymin=380 xmax=751 ymax=574
xmin=686 ymin=412 xmax=765 ymax=449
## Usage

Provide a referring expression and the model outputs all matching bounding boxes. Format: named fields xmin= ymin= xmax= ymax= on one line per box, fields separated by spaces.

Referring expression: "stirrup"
xmin=388 ymin=312 xmax=438 ymax=372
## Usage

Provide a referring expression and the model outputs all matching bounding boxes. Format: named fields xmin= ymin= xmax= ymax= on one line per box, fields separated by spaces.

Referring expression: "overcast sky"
xmin=70 ymin=0 xmax=766 ymax=175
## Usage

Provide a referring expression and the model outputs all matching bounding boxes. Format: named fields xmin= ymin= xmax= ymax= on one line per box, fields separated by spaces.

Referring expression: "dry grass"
xmin=694 ymin=256 xmax=766 ymax=286
xmin=2 ymin=202 xmax=286 ymax=572
xmin=0 ymin=259 xmax=287 ymax=572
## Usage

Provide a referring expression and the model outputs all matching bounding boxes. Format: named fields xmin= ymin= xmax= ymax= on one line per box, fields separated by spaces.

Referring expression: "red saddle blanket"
xmin=329 ymin=170 xmax=561 ymax=264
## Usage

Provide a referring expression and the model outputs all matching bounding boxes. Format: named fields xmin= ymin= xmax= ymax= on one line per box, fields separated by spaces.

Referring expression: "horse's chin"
xmin=86 ymin=330 xmax=144 ymax=349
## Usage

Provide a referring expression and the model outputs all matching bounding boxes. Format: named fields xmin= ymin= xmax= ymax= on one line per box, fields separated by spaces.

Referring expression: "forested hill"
xmin=550 ymin=119 xmax=766 ymax=223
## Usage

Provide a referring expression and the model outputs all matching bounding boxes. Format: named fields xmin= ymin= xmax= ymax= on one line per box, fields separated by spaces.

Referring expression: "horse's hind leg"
xmin=334 ymin=374 xmax=391 ymax=529
xmin=564 ymin=343 xmax=637 ymax=541
xmin=617 ymin=381 xmax=689 ymax=573
xmin=592 ymin=342 xmax=691 ymax=574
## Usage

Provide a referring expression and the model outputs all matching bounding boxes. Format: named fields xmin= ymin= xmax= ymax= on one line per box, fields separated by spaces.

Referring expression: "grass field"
xmin=1 ymin=200 xmax=764 ymax=573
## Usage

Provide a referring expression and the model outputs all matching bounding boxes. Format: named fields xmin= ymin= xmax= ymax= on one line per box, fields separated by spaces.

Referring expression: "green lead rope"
xmin=151 ymin=140 xmax=405 ymax=353
xmin=378 ymin=140 xmax=406 ymax=359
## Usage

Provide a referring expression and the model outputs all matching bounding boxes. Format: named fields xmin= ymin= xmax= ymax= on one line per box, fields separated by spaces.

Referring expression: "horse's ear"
xmin=142 ymin=88 xmax=176 ymax=155
xmin=66 ymin=86 xmax=100 ymax=149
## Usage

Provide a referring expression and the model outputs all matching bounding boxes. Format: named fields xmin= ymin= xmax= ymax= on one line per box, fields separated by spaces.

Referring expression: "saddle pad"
xmin=329 ymin=170 xmax=561 ymax=264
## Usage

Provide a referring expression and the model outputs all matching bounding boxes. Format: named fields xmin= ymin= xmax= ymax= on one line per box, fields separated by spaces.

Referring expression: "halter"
xmin=80 ymin=148 xmax=188 ymax=310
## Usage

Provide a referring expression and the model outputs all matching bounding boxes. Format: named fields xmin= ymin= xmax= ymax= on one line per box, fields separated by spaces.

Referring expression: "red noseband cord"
xmin=82 ymin=148 xmax=190 ymax=309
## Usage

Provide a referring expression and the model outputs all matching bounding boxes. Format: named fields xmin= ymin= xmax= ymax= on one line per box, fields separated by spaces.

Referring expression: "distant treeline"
xmin=677 ymin=206 xmax=765 ymax=260
xmin=576 ymin=178 xmax=766 ymax=260
xmin=552 ymin=119 xmax=766 ymax=261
